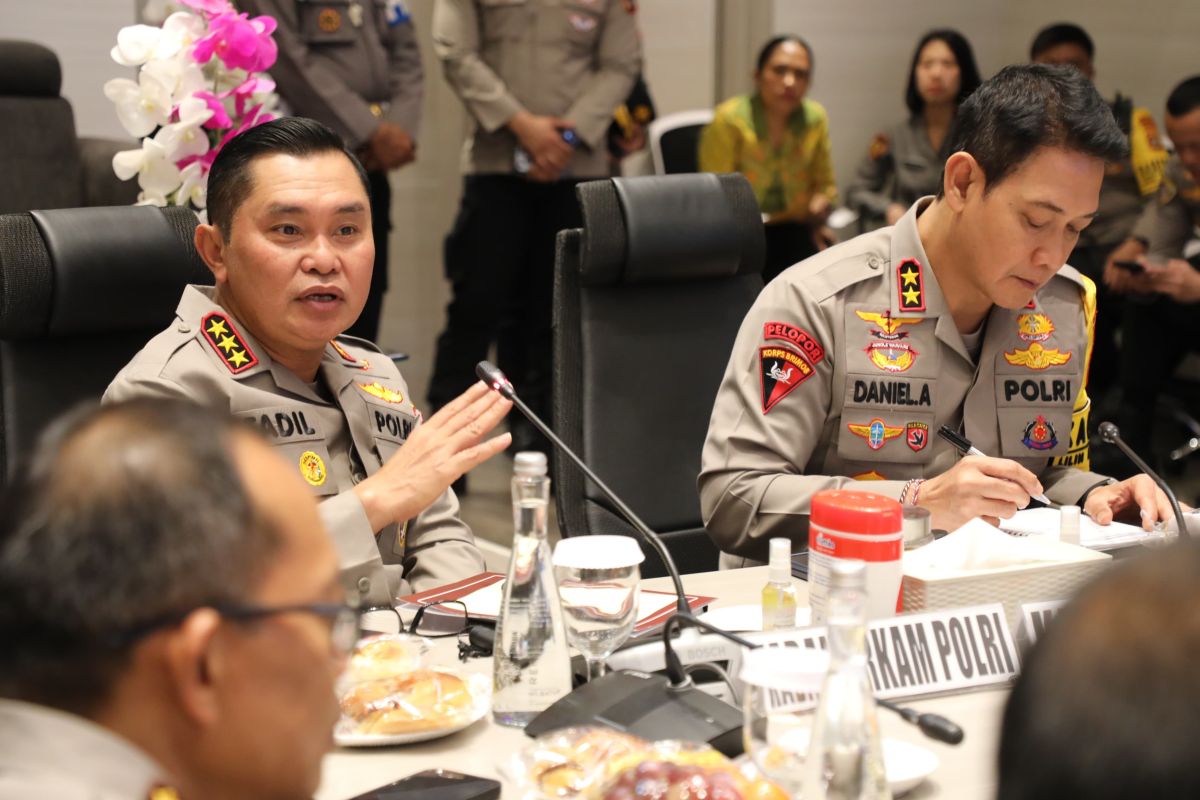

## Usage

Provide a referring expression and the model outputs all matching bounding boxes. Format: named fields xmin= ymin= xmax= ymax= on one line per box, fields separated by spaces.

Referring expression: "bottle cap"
xmin=513 ymin=451 xmax=548 ymax=476
xmin=1059 ymin=505 xmax=1081 ymax=545
xmin=553 ymin=535 xmax=645 ymax=568
xmin=828 ymin=558 xmax=867 ymax=590
xmin=768 ymin=538 xmax=792 ymax=582
xmin=811 ymin=490 xmax=902 ymax=535
xmin=902 ymin=506 xmax=933 ymax=549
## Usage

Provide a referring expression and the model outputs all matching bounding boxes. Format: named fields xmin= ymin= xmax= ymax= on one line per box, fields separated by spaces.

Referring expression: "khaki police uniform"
xmin=700 ymin=199 xmax=1109 ymax=566
xmin=427 ymin=0 xmax=641 ymax=436
xmin=105 ymin=286 xmax=485 ymax=605
xmin=1117 ymin=155 xmax=1200 ymax=455
xmin=0 ymin=699 xmax=169 ymax=799
xmin=847 ymin=117 xmax=947 ymax=225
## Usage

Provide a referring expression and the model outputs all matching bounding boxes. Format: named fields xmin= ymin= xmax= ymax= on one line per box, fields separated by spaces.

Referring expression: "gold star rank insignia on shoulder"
xmin=201 ymin=312 xmax=258 ymax=374
xmin=896 ymin=258 xmax=925 ymax=312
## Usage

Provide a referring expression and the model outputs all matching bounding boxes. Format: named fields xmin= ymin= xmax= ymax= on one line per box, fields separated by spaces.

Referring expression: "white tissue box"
xmin=902 ymin=533 xmax=1111 ymax=632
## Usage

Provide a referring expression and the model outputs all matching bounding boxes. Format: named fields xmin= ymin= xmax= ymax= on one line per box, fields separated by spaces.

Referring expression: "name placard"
xmin=743 ymin=603 xmax=1020 ymax=700
xmin=1018 ymin=599 xmax=1066 ymax=648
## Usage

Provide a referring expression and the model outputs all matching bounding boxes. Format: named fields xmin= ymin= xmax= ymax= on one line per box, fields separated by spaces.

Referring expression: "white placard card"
xmin=744 ymin=603 xmax=1020 ymax=700
xmin=1018 ymin=599 xmax=1066 ymax=648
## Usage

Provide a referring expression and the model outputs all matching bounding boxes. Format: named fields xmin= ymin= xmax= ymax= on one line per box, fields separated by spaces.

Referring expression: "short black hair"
xmin=1029 ymin=23 xmax=1094 ymax=61
xmin=998 ymin=541 xmax=1200 ymax=799
xmin=0 ymin=400 xmax=282 ymax=715
xmin=1166 ymin=75 xmax=1200 ymax=118
xmin=941 ymin=64 xmax=1128 ymax=194
xmin=205 ymin=116 xmax=370 ymax=239
xmin=755 ymin=35 xmax=813 ymax=75
xmin=905 ymin=29 xmax=983 ymax=116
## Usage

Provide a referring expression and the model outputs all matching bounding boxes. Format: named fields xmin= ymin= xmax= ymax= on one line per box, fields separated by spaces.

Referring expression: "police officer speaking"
xmin=700 ymin=65 xmax=1177 ymax=566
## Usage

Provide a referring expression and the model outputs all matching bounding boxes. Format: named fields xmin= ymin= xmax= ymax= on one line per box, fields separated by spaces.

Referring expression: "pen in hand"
xmin=936 ymin=425 xmax=1053 ymax=506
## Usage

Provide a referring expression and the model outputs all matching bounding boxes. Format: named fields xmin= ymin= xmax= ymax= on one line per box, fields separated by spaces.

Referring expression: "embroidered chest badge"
xmin=848 ymin=418 xmax=905 ymax=450
xmin=896 ymin=258 xmax=926 ymax=312
xmin=358 ymin=382 xmax=405 ymax=404
xmin=1004 ymin=342 xmax=1073 ymax=370
xmin=856 ymin=310 xmax=921 ymax=373
xmin=1022 ymin=415 xmax=1058 ymax=450
xmin=759 ymin=346 xmax=816 ymax=413
xmin=200 ymin=312 xmax=258 ymax=374
xmin=1016 ymin=313 xmax=1054 ymax=342
xmin=299 ymin=450 xmax=328 ymax=486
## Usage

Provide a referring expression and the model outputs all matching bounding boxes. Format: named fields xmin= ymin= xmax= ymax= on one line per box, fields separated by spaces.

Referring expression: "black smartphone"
xmin=1112 ymin=259 xmax=1145 ymax=274
xmin=347 ymin=769 xmax=501 ymax=800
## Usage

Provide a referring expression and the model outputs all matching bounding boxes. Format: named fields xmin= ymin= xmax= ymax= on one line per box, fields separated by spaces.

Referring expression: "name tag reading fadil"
xmin=743 ymin=603 xmax=1020 ymax=701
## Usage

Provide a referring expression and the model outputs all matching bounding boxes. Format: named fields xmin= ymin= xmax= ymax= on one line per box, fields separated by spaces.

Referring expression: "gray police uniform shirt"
xmin=1131 ymin=155 xmax=1200 ymax=260
xmin=239 ymin=0 xmax=423 ymax=148
xmin=0 ymin=699 xmax=168 ymax=799
xmin=847 ymin=117 xmax=946 ymax=221
xmin=700 ymin=199 xmax=1108 ymax=565
xmin=105 ymin=286 xmax=485 ymax=605
xmin=431 ymin=0 xmax=641 ymax=177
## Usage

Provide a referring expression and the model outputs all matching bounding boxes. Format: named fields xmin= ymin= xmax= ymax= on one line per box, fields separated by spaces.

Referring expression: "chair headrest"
xmin=0 ymin=40 xmax=62 ymax=97
xmin=0 ymin=206 xmax=210 ymax=339
xmin=575 ymin=173 xmax=764 ymax=287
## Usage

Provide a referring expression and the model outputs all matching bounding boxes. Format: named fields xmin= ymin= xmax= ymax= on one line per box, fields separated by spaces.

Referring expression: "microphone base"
xmin=523 ymin=669 xmax=744 ymax=757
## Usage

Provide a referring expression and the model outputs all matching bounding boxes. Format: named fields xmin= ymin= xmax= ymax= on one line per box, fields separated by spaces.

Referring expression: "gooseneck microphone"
xmin=1097 ymin=422 xmax=1189 ymax=539
xmin=476 ymin=360 xmax=688 ymax=615
xmin=477 ymin=360 xmax=964 ymax=750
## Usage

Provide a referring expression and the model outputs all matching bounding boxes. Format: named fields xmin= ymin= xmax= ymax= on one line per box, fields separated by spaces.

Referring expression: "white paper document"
xmin=999 ymin=507 xmax=1166 ymax=550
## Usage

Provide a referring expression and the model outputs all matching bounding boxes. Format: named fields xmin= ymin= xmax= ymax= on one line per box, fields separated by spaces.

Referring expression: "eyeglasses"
xmin=118 ymin=601 xmax=363 ymax=656
xmin=408 ymin=600 xmax=470 ymax=639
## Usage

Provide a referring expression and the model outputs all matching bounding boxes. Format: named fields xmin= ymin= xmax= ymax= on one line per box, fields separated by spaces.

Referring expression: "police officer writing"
xmin=847 ymin=29 xmax=982 ymax=229
xmin=106 ymin=118 xmax=511 ymax=606
xmin=700 ymin=65 xmax=1176 ymax=567
xmin=238 ymin=0 xmax=426 ymax=342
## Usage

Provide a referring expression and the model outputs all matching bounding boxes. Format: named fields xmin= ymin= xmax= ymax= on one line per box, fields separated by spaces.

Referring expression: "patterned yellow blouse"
xmin=698 ymin=94 xmax=837 ymax=224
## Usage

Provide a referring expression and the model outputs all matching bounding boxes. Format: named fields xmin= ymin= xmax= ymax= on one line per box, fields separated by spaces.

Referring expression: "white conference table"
xmin=318 ymin=567 xmax=1008 ymax=799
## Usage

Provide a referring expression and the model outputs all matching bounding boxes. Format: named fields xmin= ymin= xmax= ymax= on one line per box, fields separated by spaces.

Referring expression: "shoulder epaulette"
xmin=200 ymin=312 xmax=258 ymax=374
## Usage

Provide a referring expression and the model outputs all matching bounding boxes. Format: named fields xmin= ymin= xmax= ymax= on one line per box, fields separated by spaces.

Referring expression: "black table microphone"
xmin=476 ymin=360 xmax=964 ymax=751
xmin=1097 ymin=422 xmax=1189 ymax=539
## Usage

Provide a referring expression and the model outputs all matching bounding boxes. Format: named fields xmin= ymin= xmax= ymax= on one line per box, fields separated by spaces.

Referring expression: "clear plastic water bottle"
xmin=492 ymin=452 xmax=573 ymax=727
xmin=802 ymin=559 xmax=891 ymax=800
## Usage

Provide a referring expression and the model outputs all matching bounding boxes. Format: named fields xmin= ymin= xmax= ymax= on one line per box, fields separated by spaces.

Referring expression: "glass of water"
xmin=552 ymin=535 xmax=644 ymax=683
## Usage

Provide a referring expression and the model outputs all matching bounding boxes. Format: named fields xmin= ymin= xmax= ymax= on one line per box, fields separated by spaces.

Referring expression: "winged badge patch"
xmin=1003 ymin=343 xmax=1072 ymax=370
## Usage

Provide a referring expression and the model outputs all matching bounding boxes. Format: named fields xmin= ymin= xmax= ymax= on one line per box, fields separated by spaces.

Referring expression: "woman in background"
xmin=847 ymin=29 xmax=982 ymax=228
xmin=699 ymin=35 xmax=837 ymax=283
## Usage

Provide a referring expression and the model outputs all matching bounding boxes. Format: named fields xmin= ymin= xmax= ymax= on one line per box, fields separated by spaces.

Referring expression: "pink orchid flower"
xmin=193 ymin=90 xmax=232 ymax=129
xmin=191 ymin=11 xmax=278 ymax=73
xmin=178 ymin=0 xmax=234 ymax=18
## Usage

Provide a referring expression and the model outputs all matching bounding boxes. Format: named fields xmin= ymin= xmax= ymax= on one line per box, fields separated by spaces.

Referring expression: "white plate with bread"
xmin=335 ymin=669 xmax=491 ymax=747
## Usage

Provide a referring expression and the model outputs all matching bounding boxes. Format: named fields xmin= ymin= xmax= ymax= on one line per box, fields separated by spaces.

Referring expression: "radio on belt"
xmin=807 ymin=490 xmax=903 ymax=624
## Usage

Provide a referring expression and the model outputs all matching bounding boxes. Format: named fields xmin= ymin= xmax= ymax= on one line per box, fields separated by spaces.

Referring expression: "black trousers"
xmin=428 ymin=175 xmax=582 ymax=423
xmin=346 ymin=170 xmax=391 ymax=342
xmin=762 ymin=221 xmax=818 ymax=284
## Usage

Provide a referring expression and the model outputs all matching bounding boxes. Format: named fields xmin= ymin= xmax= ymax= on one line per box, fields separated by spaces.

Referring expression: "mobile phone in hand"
xmin=1112 ymin=259 xmax=1146 ymax=274
xmin=347 ymin=769 xmax=501 ymax=800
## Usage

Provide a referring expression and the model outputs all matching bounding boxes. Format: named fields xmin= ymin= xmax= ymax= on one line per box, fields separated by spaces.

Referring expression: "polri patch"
xmin=1022 ymin=415 xmax=1058 ymax=450
xmin=763 ymin=321 xmax=826 ymax=364
xmin=759 ymin=346 xmax=815 ymax=413
xmin=1016 ymin=313 xmax=1054 ymax=342
xmin=896 ymin=258 xmax=925 ymax=312
xmin=201 ymin=312 xmax=258 ymax=374
xmin=299 ymin=450 xmax=328 ymax=486
xmin=1003 ymin=343 xmax=1072 ymax=370
xmin=847 ymin=418 xmax=904 ymax=450
xmin=317 ymin=7 xmax=342 ymax=32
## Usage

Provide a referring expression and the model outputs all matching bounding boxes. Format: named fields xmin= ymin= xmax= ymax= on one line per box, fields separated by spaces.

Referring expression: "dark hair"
xmin=755 ymin=34 xmax=813 ymax=75
xmin=941 ymin=64 xmax=1128 ymax=194
xmin=0 ymin=399 xmax=282 ymax=714
xmin=1166 ymin=75 xmax=1200 ymax=118
xmin=905 ymin=29 xmax=982 ymax=116
xmin=998 ymin=542 xmax=1200 ymax=799
xmin=1029 ymin=23 xmax=1094 ymax=61
xmin=205 ymin=116 xmax=370 ymax=239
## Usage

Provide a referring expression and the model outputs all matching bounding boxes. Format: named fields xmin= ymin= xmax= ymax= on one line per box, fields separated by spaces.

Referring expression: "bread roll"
xmin=342 ymin=669 xmax=474 ymax=735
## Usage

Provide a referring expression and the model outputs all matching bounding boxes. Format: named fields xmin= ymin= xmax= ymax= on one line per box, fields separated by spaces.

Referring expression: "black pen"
xmin=937 ymin=425 xmax=1052 ymax=505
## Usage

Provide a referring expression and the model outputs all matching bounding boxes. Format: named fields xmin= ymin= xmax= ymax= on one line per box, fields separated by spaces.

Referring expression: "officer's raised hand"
xmin=1084 ymin=475 xmax=1177 ymax=531
xmin=353 ymin=381 xmax=511 ymax=533
xmin=918 ymin=455 xmax=1043 ymax=531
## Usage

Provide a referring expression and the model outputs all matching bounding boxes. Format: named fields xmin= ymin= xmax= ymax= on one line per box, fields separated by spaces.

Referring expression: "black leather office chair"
xmin=551 ymin=173 xmax=765 ymax=577
xmin=0 ymin=206 xmax=210 ymax=480
xmin=647 ymin=109 xmax=714 ymax=175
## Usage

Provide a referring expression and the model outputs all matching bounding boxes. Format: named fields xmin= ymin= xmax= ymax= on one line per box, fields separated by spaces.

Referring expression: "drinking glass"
xmin=740 ymin=646 xmax=830 ymax=796
xmin=552 ymin=535 xmax=644 ymax=683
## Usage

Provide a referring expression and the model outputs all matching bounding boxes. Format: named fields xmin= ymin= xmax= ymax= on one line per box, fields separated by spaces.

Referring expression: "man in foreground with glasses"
xmin=0 ymin=399 xmax=357 ymax=799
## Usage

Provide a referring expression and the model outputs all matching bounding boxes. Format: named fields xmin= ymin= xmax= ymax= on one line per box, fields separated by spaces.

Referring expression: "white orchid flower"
xmin=155 ymin=96 xmax=214 ymax=163
xmin=142 ymin=52 xmax=207 ymax=109
xmin=103 ymin=71 xmax=173 ymax=138
xmin=136 ymin=190 xmax=170 ymax=207
xmin=112 ymin=137 xmax=182 ymax=198
xmin=110 ymin=12 xmax=200 ymax=66
xmin=177 ymin=161 xmax=208 ymax=209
